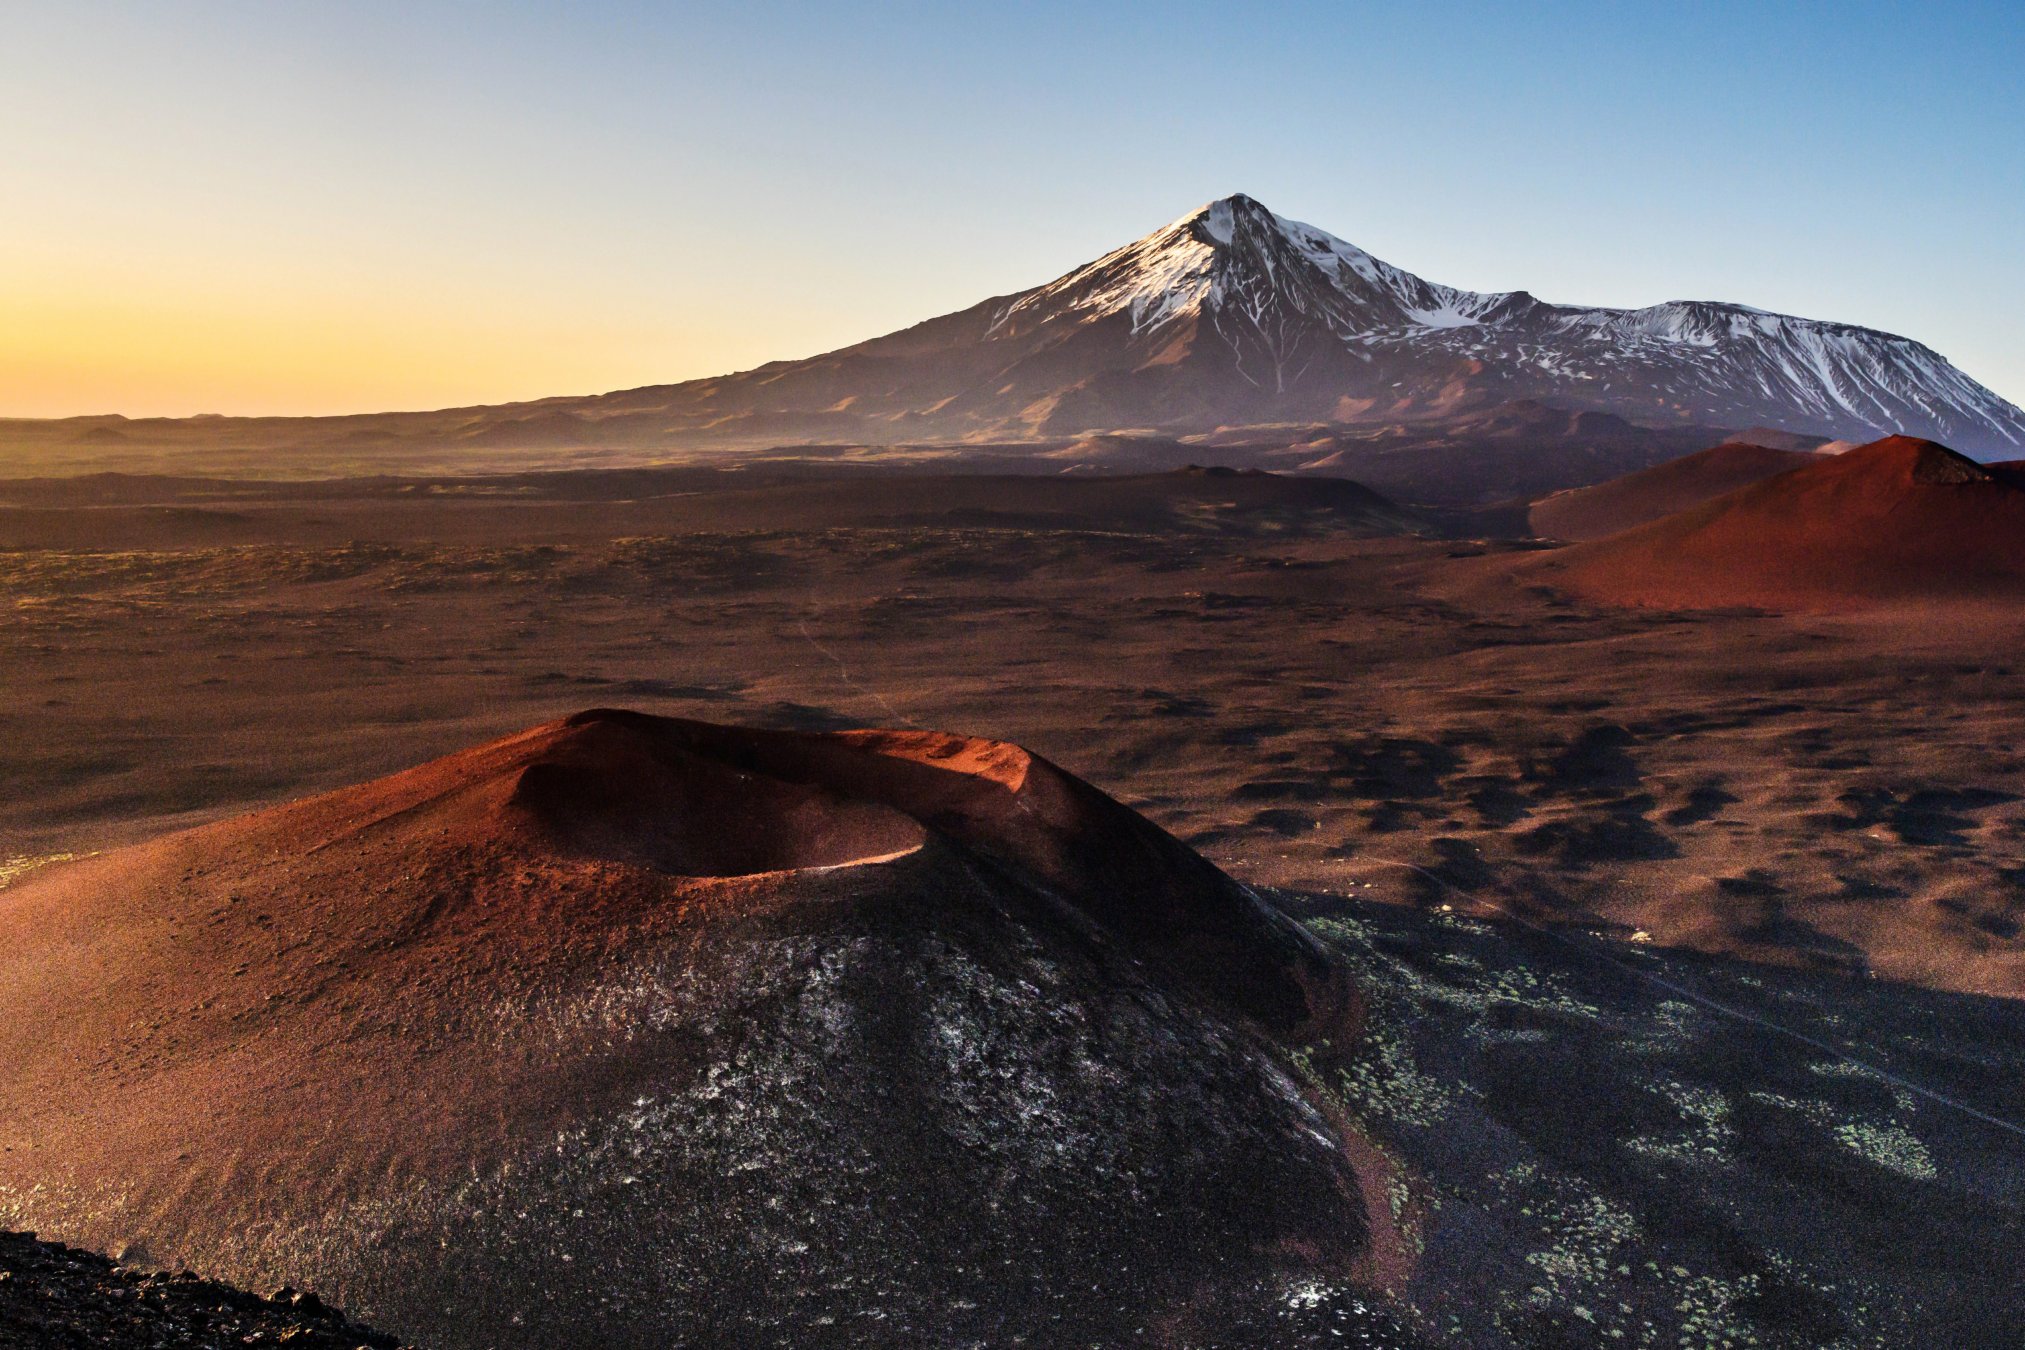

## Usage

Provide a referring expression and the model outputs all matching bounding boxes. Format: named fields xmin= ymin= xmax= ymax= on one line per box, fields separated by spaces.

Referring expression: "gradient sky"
xmin=4 ymin=0 xmax=2021 ymax=418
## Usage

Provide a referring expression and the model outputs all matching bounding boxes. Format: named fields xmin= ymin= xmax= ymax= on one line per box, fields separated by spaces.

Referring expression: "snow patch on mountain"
xmin=986 ymin=194 xmax=2025 ymax=452
xmin=990 ymin=212 xmax=1217 ymax=337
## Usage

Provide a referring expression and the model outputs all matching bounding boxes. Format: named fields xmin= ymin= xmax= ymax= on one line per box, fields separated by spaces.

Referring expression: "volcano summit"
xmin=696 ymin=193 xmax=2018 ymax=451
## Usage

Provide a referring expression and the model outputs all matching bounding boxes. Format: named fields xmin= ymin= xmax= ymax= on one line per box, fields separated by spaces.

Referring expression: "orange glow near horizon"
xmin=0 ymin=181 xmax=918 ymax=420
xmin=0 ymin=276 xmax=816 ymax=420
xmin=5 ymin=4 xmax=2021 ymax=422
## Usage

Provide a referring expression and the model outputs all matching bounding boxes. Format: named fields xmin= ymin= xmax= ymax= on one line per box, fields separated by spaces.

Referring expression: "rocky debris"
xmin=0 ymin=1229 xmax=403 ymax=1348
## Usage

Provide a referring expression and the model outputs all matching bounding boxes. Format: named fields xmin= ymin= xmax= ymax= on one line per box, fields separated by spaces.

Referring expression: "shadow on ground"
xmin=1283 ymin=893 xmax=2025 ymax=1349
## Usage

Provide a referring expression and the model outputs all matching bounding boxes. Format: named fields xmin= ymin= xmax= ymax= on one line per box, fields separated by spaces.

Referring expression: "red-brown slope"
xmin=1528 ymin=441 xmax=1816 ymax=541
xmin=0 ymin=711 xmax=1381 ymax=1350
xmin=1531 ymin=436 xmax=2025 ymax=610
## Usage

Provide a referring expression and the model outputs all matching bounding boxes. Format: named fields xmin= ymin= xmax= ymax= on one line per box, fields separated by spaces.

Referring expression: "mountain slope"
xmin=1531 ymin=435 xmax=2025 ymax=608
xmin=5 ymin=195 xmax=2017 ymax=468
xmin=565 ymin=194 xmax=2025 ymax=453
xmin=0 ymin=710 xmax=1398 ymax=1350
xmin=1528 ymin=440 xmax=1819 ymax=540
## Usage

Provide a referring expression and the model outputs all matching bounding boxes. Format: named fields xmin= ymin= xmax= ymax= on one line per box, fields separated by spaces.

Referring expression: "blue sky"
xmin=3 ymin=0 xmax=2020 ymax=416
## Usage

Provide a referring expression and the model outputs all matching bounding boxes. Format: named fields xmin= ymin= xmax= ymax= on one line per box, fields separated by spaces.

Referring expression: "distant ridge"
xmin=1534 ymin=435 xmax=2025 ymax=609
xmin=1529 ymin=440 xmax=1818 ymax=540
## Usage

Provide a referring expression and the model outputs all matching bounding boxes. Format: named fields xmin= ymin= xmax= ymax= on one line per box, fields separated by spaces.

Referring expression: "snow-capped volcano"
xmin=19 ymin=193 xmax=2019 ymax=471
xmin=994 ymin=195 xmax=1517 ymax=350
xmin=953 ymin=194 xmax=2024 ymax=453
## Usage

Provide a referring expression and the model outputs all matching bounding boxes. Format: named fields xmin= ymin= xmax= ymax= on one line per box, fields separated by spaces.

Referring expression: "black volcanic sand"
xmin=1290 ymin=895 xmax=2025 ymax=1348
xmin=4 ymin=465 xmax=2025 ymax=1345
xmin=0 ymin=1230 xmax=402 ymax=1349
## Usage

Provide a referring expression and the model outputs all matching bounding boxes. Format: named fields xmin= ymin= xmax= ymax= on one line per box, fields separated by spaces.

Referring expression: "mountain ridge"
xmin=551 ymin=193 xmax=2023 ymax=453
xmin=1532 ymin=434 xmax=2025 ymax=609
xmin=5 ymin=194 xmax=2020 ymax=466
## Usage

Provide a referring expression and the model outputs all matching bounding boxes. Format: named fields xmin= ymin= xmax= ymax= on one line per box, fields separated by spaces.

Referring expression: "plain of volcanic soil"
xmin=5 ymin=461 xmax=2025 ymax=1346
xmin=4 ymin=463 xmax=2022 ymax=998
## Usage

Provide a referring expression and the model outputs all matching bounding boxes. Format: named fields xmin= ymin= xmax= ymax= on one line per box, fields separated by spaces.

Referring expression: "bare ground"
xmin=3 ymin=467 xmax=2023 ymax=1345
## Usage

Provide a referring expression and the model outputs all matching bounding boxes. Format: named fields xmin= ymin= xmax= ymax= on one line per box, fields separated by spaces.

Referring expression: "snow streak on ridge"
xmin=988 ymin=195 xmax=2025 ymax=452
